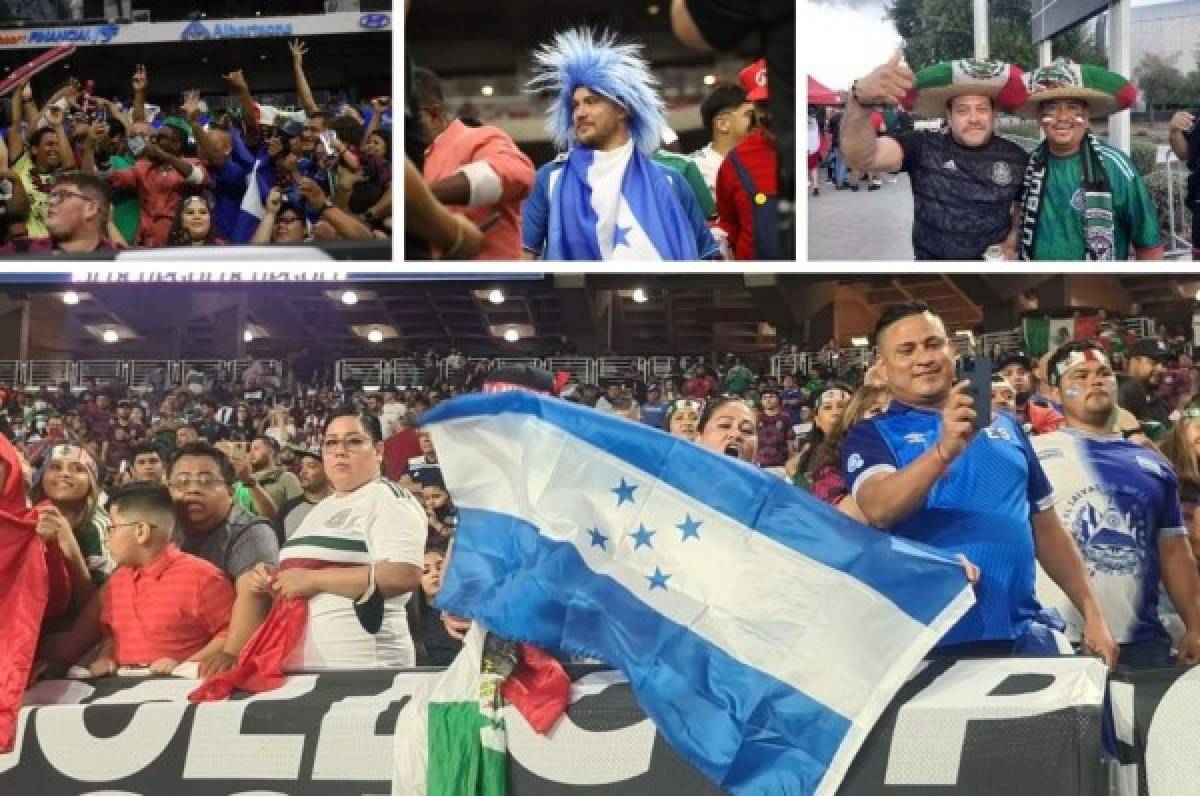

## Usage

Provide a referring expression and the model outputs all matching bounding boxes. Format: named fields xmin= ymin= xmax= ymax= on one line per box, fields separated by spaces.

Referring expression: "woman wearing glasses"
xmin=249 ymin=407 xmax=427 ymax=669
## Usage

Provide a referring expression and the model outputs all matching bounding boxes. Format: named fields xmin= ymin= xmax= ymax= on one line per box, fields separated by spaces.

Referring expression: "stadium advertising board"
xmin=0 ymin=11 xmax=389 ymax=50
xmin=12 ymin=657 xmax=1190 ymax=795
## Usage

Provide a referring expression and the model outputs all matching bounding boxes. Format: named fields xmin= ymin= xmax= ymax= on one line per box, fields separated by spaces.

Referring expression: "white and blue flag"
xmin=422 ymin=392 xmax=974 ymax=795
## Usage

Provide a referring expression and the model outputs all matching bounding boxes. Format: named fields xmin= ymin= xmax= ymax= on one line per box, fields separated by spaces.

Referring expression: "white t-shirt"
xmin=281 ymin=479 xmax=427 ymax=669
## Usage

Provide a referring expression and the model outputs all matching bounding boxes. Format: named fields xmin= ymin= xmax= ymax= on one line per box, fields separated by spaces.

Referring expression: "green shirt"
xmin=1032 ymin=145 xmax=1160 ymax=261
xmin=12 ymin=152 xmax=51 ymax=237
xmin=653 ymin=150 xmax=716 ymax=219
xmin=106 ymin=152 xmax=141 ymax=244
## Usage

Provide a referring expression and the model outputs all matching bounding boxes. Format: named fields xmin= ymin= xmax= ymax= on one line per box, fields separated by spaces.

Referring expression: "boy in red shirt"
xmin=89 ymin=482 xmax=233 ymax=676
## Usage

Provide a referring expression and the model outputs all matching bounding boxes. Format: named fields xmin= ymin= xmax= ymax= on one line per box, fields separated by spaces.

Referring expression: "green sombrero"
xmin=900 ymin=58 xmax=1029 ymax=118
xmin=1017 ymin=59 xmax=1138 ymax=120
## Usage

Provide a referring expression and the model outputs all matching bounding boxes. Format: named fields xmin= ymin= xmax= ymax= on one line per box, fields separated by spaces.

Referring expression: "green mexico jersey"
xmin=1032 ymin=145 xmax=1160 ymax=261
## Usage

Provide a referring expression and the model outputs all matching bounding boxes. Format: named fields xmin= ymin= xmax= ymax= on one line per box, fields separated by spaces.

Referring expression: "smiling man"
xmin=840 ymin=301 xmax=1118 ymax=664
xmin=520 ymin=27 xmax=718 ymax=260
xmin=843 ymin=55 xmax=1030 ymax=260
xmin=1015 ymin=59 xmax=1162 ymax=261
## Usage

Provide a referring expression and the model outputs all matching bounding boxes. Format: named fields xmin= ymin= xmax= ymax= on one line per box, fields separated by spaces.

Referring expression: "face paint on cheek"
xmin=1063 ymin=388 xmax=1082 ymax=398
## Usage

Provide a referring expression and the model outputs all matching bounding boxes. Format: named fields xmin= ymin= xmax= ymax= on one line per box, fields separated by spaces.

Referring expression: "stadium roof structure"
xmin=3 ymin=274 xmax=1197 ymax=361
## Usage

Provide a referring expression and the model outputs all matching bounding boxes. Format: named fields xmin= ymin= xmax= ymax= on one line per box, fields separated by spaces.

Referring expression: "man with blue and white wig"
xmin=520 ymin=27 xmax=719 ymax=261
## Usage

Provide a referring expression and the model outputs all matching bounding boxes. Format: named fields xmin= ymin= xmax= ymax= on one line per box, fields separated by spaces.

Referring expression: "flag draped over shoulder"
xmin=393 ymin=623 xmax=508 ymax=796
xmin=0 ymin=435 xmax=49 ymax=753
xmin=420 ymin=392 xmax=975 ymax=796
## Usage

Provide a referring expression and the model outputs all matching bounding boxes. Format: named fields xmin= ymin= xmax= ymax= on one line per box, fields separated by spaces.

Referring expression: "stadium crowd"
xmin=0 ymin=39 xmax=391 ymax=255
xmin=6 ymin=302 xmax=1200 ymax=689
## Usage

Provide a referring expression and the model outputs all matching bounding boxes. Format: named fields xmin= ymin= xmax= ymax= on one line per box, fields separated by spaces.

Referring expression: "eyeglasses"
xmin=168 ymin=473 xmax=226 ymax=490
xmin=322 ymin=435 xmax=372 ymax=453
xmin=110 ymin=520 xmax=157 ymax=532
xmin=47 ymin=189 xmax=94 ymax=205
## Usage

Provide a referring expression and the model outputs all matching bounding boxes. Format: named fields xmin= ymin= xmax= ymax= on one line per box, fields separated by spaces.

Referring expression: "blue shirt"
xmin=842 ymin=403 xmax=1054 ymax=646
xmin=641 ymin=400 xmax=668 ymax=430
xmin=211 ymin=126 xmax=257 ymax=242
xmin=521 ymin=153 xmax=719 ymax=260
xmin=780 ymin=387 xmax=805 ymax=425
xmin=1032 ymin=429 xmax=1186 ymax=644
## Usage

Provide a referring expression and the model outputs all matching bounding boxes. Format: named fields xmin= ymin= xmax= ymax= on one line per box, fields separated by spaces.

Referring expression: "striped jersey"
xmin=281 ymin=478 xmax=427 ymax=669
xmin=1032 ymin=428 xmax=1185 ymax=644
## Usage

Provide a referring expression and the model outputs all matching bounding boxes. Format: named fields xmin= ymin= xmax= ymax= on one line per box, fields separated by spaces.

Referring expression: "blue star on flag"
xmin=588 ymin=527 xmax=609 ymax=550
xmin=630 ymin=524 xmax=656 ymax=549
xmin=613 ymin=223 xmax=631 ymax=248
xmin=611 ymin=477 xmax=638 ymax=505
xmin=677 ymin=514 xmax=703 ymax=541
xmin=647 ymin=566 xmax=670 ymax=590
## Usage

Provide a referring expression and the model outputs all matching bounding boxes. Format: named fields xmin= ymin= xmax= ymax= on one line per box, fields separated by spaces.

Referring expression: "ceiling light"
xmin=102 ymin=329 xmax=118 ymax=344
xmin=503 ymin=328 xmax=520 ymax=343
xmin=703 ymin=74 xmax=716 ymax=86
xmin=243 ymin=329 xmax=253 ymax=343
xmin=368 ymin=328 xmax=384 ymax=343
xmin=481 ymin=85 xmax=494 ymax=96
xmin=851 ymin=336 xmax=869 ymax=347
xmin=488 ymin=289 xmax=505 ymax=304
xmin=647 ymin=4 xmax=660 ymax=14
xmin=341 ymin=290 xmax=358 ymax=306
xmin=62 ymin=290 xmax=80 ymax=305
xmin=632 ymin=288 xmax=648 ymax=303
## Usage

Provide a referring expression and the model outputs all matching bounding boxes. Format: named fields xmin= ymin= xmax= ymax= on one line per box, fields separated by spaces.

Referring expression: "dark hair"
xmin=349 ymin=179 xmax=384 ymax=215
xmin=108 ymin=480 xmax=174 ymax=519
xmin=28 ymin=126 xmax=57 ymax=148
xmin=168 ymin=441 xmax=237 ymax=486
xmin=130 ymin=441 xmax=163 ymax=461
xmin=697 ymin=396 xmax=749 ymax=432
xmin=166 ymin=192 xmax=219 ymax=246
xmin=254 ymin=434 xmax=281 ymax=454
xmin=106 ymin=116 xmax=127 ymax=139
xmin=321 ymin=406 xmax=381 ymax=443
xmin=366 ymin=127 xmax=390 ymax=160
xmin=872 ymin=300 xmax=935 ymax=347
xmin=700 ymin=84 xmax=748 ymax=139
xmin=411 ymin=66 xmax=444 ymax=107
xmin=331 ymin=115 xmax=363 ymax=144
xmin=1045 ymin=340 xmax=1107 ymax=387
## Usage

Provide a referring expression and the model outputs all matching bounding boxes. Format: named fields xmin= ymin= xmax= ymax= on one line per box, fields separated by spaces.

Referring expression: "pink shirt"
xmin=423 ymin=120 xmax=534 ymax=260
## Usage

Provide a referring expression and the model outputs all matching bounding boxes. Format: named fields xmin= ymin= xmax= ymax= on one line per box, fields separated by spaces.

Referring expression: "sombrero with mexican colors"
xmin=900 ymin=58 xmax=1029 ymax=118
xmin=1017 ymin=58 xmax=1138 ymax=120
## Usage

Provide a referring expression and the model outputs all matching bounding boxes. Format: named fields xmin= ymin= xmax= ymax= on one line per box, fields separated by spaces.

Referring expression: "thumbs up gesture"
xmin=855 ymin=49 xmax=915 ymax=106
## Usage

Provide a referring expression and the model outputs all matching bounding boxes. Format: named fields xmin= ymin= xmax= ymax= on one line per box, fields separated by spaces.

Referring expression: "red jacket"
xmin=715 ymin=131 xmax=778 ymax=261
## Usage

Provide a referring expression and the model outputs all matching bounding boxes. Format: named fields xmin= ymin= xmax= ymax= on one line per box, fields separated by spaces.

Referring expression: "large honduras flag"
xmin=421 ymin=391 xmax=975 ymax=795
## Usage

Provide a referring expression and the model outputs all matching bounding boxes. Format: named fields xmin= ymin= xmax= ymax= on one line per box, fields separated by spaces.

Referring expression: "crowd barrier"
xmin=1 ymin=656 xmax=1193 ymax=795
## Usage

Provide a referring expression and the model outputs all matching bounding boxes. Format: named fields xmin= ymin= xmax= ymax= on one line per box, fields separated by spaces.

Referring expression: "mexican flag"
xmin=393 ymin=623 xmax=508 ymax=796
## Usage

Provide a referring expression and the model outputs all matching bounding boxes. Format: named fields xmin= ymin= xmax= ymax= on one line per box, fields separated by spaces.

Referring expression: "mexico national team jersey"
xmin=1032 ymin=429 xmax=1186 ymax=644
xmin=1031 ymin=146 xmax=1160 ymax=261
xmin=842 ymin=403 xmax=1054 ymax=646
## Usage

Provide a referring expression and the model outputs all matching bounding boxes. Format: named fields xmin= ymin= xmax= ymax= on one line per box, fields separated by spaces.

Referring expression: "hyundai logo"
xmin=358 ymin=13 xmax=390 ymax=29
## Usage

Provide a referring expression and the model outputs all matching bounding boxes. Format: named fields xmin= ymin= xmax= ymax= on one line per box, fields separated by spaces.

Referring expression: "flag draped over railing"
xmin=419 ymin=392 xmax=975 ymax=795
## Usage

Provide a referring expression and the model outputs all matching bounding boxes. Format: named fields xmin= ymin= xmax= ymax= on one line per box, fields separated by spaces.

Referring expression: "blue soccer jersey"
xmin=842 ymin=403 xmax=1055 ymax=646
xmin=1032 ymin=429 xmax=1186 ymax=644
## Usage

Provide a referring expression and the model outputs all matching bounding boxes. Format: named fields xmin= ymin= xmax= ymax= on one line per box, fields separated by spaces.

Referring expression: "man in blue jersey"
xmin=842 ymin=301 xmax=1117 ymax=665
xmin=1032 ymin=342 xmax=1200 ymax=668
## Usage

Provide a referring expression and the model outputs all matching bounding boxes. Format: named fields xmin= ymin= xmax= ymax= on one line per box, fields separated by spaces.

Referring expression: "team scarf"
xmin=547 ymin=145 xmax=699 ymax=261
xmin=1018 ymin=130 xmax=1115 ymax=261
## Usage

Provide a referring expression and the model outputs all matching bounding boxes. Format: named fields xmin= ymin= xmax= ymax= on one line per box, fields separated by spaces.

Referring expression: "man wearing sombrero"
xmin=1014 ymin=59 xmax=1162 ymax=261
xmin=844 ymin=51 xmax=1031 ymax=260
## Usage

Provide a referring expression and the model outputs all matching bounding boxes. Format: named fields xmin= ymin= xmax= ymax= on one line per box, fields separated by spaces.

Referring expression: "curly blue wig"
xmin=527 ymin=27 xmax=666 ymax=155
